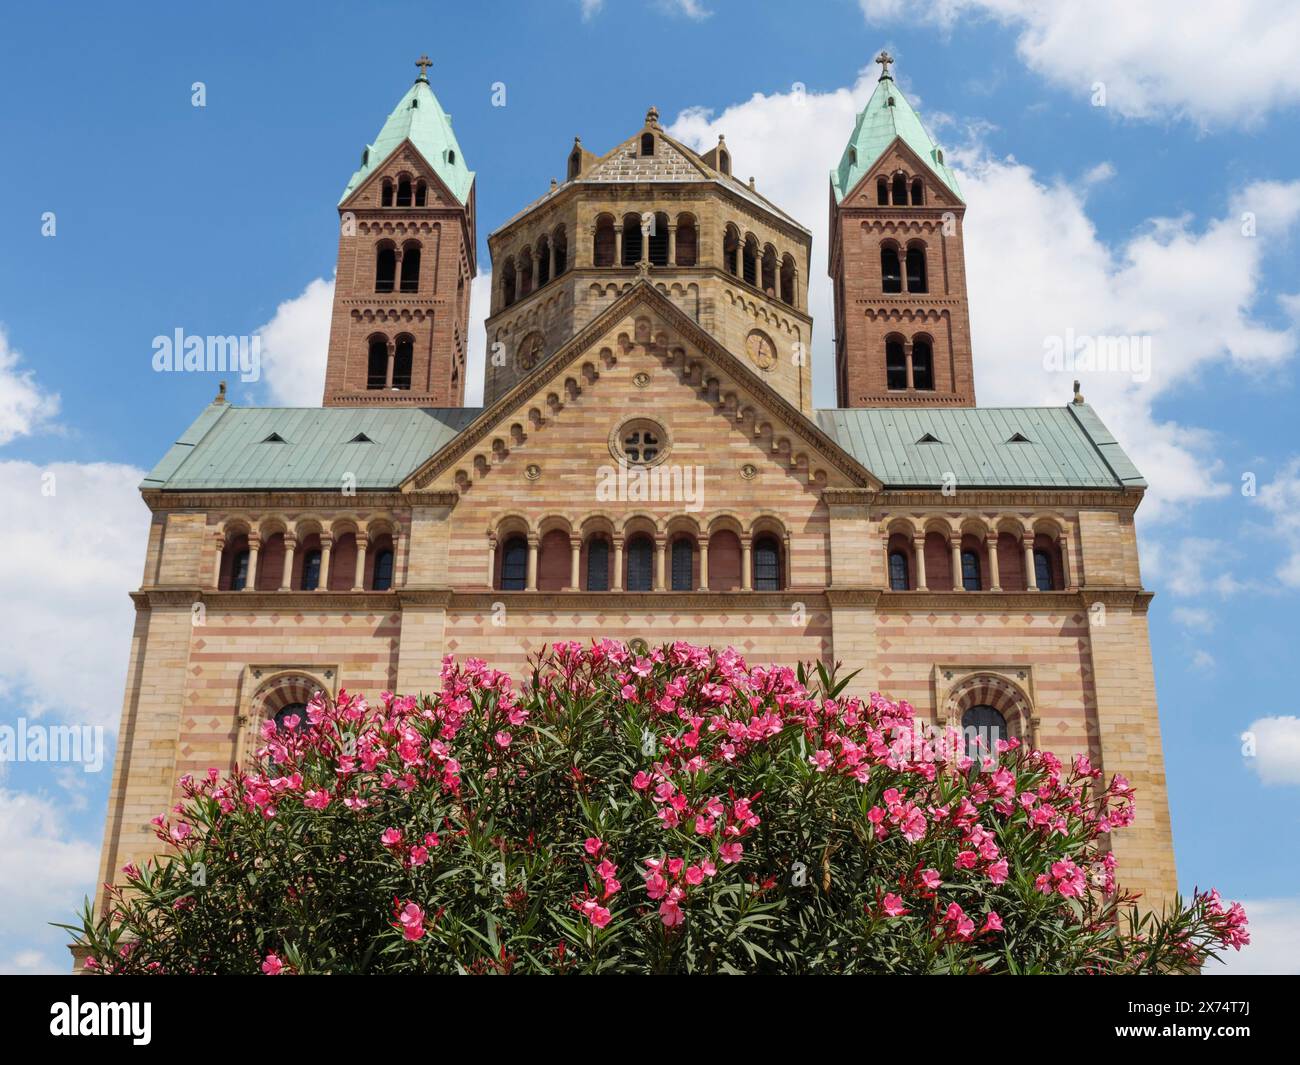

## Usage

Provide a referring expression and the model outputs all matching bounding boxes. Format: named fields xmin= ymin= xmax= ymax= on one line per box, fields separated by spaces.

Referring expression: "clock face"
xmin=746 ymin=331 xmax=777 ymax=371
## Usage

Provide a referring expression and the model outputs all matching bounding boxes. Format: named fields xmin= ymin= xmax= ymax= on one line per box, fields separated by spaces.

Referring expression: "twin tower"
xmin=322 ymin=54 xmax=976 ymax=412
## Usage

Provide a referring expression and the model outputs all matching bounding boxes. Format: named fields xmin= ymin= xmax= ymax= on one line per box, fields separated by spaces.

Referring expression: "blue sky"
xmin=1 ymin=0 xmax=1298 ymax=973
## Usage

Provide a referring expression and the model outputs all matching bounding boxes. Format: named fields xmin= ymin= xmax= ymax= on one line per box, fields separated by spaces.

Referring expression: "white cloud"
xmin=1244 ymin=715 xmax=1300 ymax=786
xmin=859 ymin=0 xmax=1300 ymax=125
xmin=1258 ymin=458 xmax=1300 ymax=588
xmin=1204 ymin=898 xmax=1300 ymax=975
xmin=1171 ymin=606 xmax=1215 ymax=632
xmin=579 ymin=0 xmax=604 ymax=20
xmin=658 ymin=0 xmax=711 ymax=18
xmin=256 ymin=277 xmax=334 ymax=406
xmin=0 ymin=789 xmax=100 ymax=975
xmin=0 ymin=461 xmax=148 ymax=729
xmin=668 ymin=75 xmax=1300 ymax=520
xmin=466 ymin=268 xmax=491 ymax=407
xmin=1191 ymin=649 xmax=1215 ymax=671
xmin=0 ymin=327 xmax=60 ymax=445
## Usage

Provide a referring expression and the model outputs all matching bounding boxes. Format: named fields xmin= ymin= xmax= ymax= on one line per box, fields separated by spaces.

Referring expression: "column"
xmin=986 ymin=533 xmax=1001 ymax=591
xmin=353 ymin=533 xmax=369 ymax=591
xmin=486 ymin=533 xmax=497 ymax=589
xmin=318 ymin=534 xmax=332 ymax=592
xmin=904 ymin=341 xmax=915 ymax=390
xmin=667 ymin=224 xmax=677 ymax=266
xmin=1023 ymin=536 xmax=1037 ymax=592
xmin=698 ymin=536 xmax=710 ymax=592
xmin=614 ymin=224 xmax=624 ymax=266
xmin=391 ymin=529 xmax=405 ymax=589
xmin=550 ymin=242 xmax=559 ymax=280
xmin=569 ymin=535 xmax=582 ymax=591
xmin=245 ymin=534 xmax=260 ymax=592
xmin=913 ymin=535 xmax=927 ymax=591
xmin=1059 ymin=535 xmax=1073 ymax=591
xmin=211 ymin=535 xmax=225 ymax=589
xmin=612 ymin=536 xmax=624 ymax=591
xmin=654 ymin=535 xmax=667 ymax=591
xmin=741 ymin=536 xmax=753 ymax=591
xmin=385 ymin=339 xmax=396 ymax=390
xmin=784 ymin=532 xmax=793 ymax=589
xmin=280 ymin=533 xmax=297 ymax=591
xmin=526 ymin=533 xmax=539 ymax=591
xmin=950 ymin=537 xmax=963 ymax=591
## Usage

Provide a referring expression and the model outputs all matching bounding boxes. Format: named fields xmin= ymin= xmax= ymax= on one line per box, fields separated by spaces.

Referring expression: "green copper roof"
xmin=340 ymin=74 xmax=475 ymax=206
xmin=831 ymin=72 xmax=962 ymax=203
xmin=814 ymin=405 xmax=1145 ymax=489
xmin=143 ymin=404 xmax=481 ymax=491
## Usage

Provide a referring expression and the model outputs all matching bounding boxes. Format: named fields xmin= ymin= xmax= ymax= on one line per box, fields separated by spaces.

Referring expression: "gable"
xmin=582 ymin=131 xmax=713 ymax=184
xmin=404 ymin=282 xmax=880 ymax=495
xmin=840 ymin=135 xmax=963 ymax=211
xmin=341 ymin=138 xmax=465 ymax=213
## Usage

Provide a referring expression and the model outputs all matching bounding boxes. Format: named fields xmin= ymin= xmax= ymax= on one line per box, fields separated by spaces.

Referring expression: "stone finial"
xmin=645 ymin=105 xmax=660 ymax=128
xmin=550 ymin=177 xmax=558 ymax=190
xmin=748 ymin=176 xmax=756 ymax=189
xmin=214 ymin=380 xmax=227 ymax=404
xmin=876 ymin=50 xmax=894 ymax=80
xmin=1072 ymin=379 xmax=1084 ymax=405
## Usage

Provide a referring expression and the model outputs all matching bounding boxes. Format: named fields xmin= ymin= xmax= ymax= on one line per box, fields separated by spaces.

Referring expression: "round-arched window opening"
xmin=960 ymin=704 xmax=1006 ymax=763
xmin=273 ymin=701 xmax=309 ymax=735
xmin=611 ymin=418 xmax=670 ymax=467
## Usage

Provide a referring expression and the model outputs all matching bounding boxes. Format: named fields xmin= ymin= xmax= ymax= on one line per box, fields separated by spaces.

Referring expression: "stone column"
xmin=281 ymin=533 xmax=297 ymax=591
xmin=950 ymin=537 xmax=963 ymax=591
xmin=654 ymin=535 xmax=667 ymax=591
xmin=212 ymin=535 xmax=226 ymax=589
xmin=698 ymin=536 xmax=710 ymax=591
xmin=614 ymin=224 xmax=624 ymax=266
xmin=1023 ymin=536 xmax=1037 ymax=592
xmin=1059 ymin=535 xmax=1073 ymax=591
xmin=550 ymin=242 xmax=559 ymax=280
xmin=385 ymin=338 xmax=396 ymax=390
xmin=486 ymin=533 xmax=497 ymax=589
xmin=245 ymin=534 xmax=260 ymax=592
xmin=353 ymin=533 xmax=369 ymax=591
xmin=986 ymin=533 xmax=1001 ymax=591
xmin=784 ymin=532 xmax=793 ymax=589
xmin=741 ymin=536 xmax=753 ymax=592
xmin=526 ymin=533 xmax=539 ymax=591
xmin=318 ymin=534 xmax=332 ymax=592
xmin=390 ymin=529 xmax=405 ymax=589
xmin=667 ymin=224 xmax=677 ymax=266
xmin=569 ymin=535 xmax=582 ymax=591
xmin=612 ymin=536 xmax=624 ymax=591
xmin=904 ymin=340 xmax=915 ymax=390
xmin=913 ymin=534 xmax=927 ymax=591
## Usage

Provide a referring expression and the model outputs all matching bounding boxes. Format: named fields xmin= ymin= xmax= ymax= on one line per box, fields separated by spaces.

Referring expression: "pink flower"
xmin=810 ymin=749 xmax=834 ymax=772
xmin=645 ymin=872 xmax=668 ymax=900
xmin=584 ymin=837 xmax=603 ymax=857
xmin=659 ymin=888 xmax=685 ymax=927
xmin=632 ymin=771 xmax=652 ymax=791
xmin=987 ymin=858 xmax=1009 ymax=885
xmin=918 ymin=868 xmax=941 ymax=891
xmin=494 ymin=730 xmax=513 ymax=748
xmin=409 ymin=845 xmax=429 ymax=866
xmin=169 ymin=822 xmax=192 ymax=843
xmin=381 ymin=827 xmax=403 ymax=847
xmin=261 ymin=952 xmax=284 ymax=975
xmin=881 ymin=893 xmax=910 ymax=917
xmin=396 ymin=902 xmax=426 ymax=941
xmin=981 ymin=911 xmax=1004 ymax=934
xmin=303 ymin=789 xmax=330 ymax=810
xmin=589 ymin=904 xmax=612 ymax=928
xmin=719 ymin=841 xmax=743 ymax=864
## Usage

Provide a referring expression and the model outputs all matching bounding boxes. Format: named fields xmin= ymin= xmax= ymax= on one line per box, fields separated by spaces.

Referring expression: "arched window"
xmin=961 ymin=549 xmax=982 ymax=591
xmin=910 ymin=177 xmax=924 ymax=206
xmin=553 ymin=227 xmax=568 ymax=275
xmin=671 ymin=537 xmax=694 ymax=591
xmin=912 ymin=338 xmax=934 ymax=391
xmin=648 ymin=212 xmax=669 ymax=266
xmin=1034 ymin=548 xmax=1055 ymax=591
xmin=891 ymin=173 xmax=908 ymax=205
xmin=885 ymin=338 xmax=907 ymax=390
xmin=273 ymin=702 xmax=309 ymax=734
xmin=718 ymin=148 xmax=730 ymax=175
xmin=961 ymin=704 xmax=1006 ymax=762
xmin=501 ymin=258 xmax=517 ymax=306
xmin=536 ymin=236 xmax=551 ymax=287
xmin=381 ymin=179 xmax=393 ymax=207
xmin=396 ymin=177 xmax=412 ymax=207
xmin=500 ymin=536 xmax=527 ymax=590
xmin=723 ymin=227 xmax=740 ymax=276
xmin=876 ymin=176 xmax=889 ymax=205
xmin=880 ymin=245 xmax=902 ymax=294
xmin=392 ymin=336 xmax=414 ymax=390
xmin=641 ymin=132 xmax=655 ymax=156
xmin=372 ymin=549 xmax=394 ymax=591
xmin=676 ymin=216 xmax=697 ymax=266
xmin=586 ymin=537 xmax=610 ymax=591
xmin=399 ymin=243 xmax=421 ymax=293
xmin=366 ymin=336 xmax=389 ymax=390
xmin=518 ymin=251 xmax=533 ymax=297
xmin=742 ymin=237 xmax=758 ymax=286
xmin=889 ymin=550 xmax=910 ymax=591
xmin=626 ymin=534 xmax=654 ymax=592
xmin=779 ymin=254 xmax=796 ymax=305
xmin=230 ymin=547 xmax=251 ymax=591
xmin=594 ymin=215 xmax=616 ymax=266
xmin=905 ymin=245 xmax=927 ymax=293
xmin=753 ymin=535 xmax=782 ymax=590
xmin=621 ymin=214 xmax=643 ymax=265
xmin=375 ymin=244 xmax=396 ymax=293
xmin=568 ymin=148 xmax=582 ymax=180
xmin=761 ymin=246 xmax=777 ymax=295
xmin=300 ymin=548 xmax=322 ymax=591
xmin=414 ymin=180 xmax=427 ymax=207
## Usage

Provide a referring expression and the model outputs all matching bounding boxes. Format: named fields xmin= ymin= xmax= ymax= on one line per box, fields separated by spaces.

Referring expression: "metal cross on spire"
xmin=415 ymin=54 xmax=433 ymax=81
xmin=876 ymin=50 xmax=894 ymax=80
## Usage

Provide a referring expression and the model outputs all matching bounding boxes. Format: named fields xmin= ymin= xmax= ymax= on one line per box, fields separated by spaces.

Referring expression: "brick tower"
xmin=323 ymin=56 xmax=476 ymax=407
xmin=828 ymin=52 xmax=974 ymax=407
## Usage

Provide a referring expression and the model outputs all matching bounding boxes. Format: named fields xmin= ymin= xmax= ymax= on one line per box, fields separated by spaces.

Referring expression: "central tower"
xmin=322 ymin=58 xmax=476 ymax=407
xmin=828 ymin=53 xmax=975 ymax=407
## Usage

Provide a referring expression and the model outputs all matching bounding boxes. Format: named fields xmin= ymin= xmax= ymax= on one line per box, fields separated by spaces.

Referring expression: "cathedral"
xmin=94 ymin=55 xmax=1177 ymax=914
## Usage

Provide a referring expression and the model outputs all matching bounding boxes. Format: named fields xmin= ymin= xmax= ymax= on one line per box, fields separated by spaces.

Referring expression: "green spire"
xmin=339 ymin=56 xmax=475 ymax=206
xmin=831 ymin=52 xmax=962 ymax=204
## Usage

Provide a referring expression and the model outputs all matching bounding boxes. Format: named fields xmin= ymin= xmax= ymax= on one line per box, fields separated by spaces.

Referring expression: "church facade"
xmin=94 ymin=56 xmax=1178 ymax=915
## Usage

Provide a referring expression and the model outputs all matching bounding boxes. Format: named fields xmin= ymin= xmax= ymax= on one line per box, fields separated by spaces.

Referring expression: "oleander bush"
xmin=67 ymin=641 xmax=1247 ymax=974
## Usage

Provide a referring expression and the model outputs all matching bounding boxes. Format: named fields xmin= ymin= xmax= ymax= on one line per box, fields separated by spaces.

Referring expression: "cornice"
xmin=141 ymin=490 xmax=459 ymax=510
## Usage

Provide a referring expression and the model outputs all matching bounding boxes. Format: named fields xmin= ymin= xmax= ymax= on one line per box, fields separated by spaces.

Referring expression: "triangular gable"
xmin=581 ymin=130 xmax=715 ymax=184
xmin=402 ymin=281 xmax=881 ymax=492
xmin=341 ymin=137 xmax=466 ymax=212
xmin=838 ymin=134 xmax=963 ymax=211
